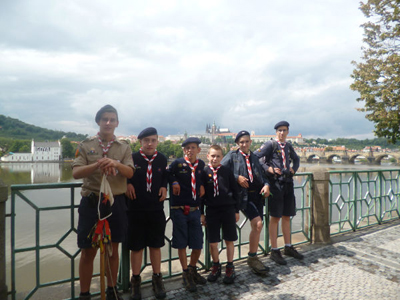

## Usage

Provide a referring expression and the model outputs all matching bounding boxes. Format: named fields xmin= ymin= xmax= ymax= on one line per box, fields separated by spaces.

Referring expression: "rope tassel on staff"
xmin=90 ymin=174 xmax=114 ymax=300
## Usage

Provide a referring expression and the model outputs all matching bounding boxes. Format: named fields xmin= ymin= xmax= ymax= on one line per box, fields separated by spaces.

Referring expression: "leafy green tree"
xmin=19 ymin=145 xmax=30 ymax=152
xmin=61 ymin=138 xmax=75 ymax=159
xmin=200 ymin=137 xmax=211 ymax=144
xmin=130 ymin=141 xmax=141 ymax=153
xmin=173 ymin=144 xmax=183 ymax=158
xmin=9 ymin=140 xmax=26 ymax=152
xmin=350 ymin=0 xmax=400 ymax=143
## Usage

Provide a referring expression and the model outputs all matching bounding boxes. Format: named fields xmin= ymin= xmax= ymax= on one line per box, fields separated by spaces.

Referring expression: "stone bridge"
xmin=297 ymin=150 xmax=400 ymax=165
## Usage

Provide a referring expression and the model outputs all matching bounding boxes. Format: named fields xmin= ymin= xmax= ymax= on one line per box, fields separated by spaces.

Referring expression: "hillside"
xmin=0 ymin=115 xmax=87 ymax=141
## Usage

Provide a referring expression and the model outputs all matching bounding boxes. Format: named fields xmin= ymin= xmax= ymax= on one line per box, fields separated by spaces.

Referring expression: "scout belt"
xmin=170 ymin=206 xmax=199 ymax=211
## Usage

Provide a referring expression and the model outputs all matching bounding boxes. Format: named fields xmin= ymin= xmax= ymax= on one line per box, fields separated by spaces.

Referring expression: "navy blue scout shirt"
xmin=200 ymin=165 xmax=240 ymax=214
xmin=167 ymin=158 xmax=205 ymax=207
xmin=221 ymin=149 xmax=269 ymax=192
xmin=254 ymin=140 xmax=300 ymax=182
xmin=127 ymin=151 xmax=168 ymax=211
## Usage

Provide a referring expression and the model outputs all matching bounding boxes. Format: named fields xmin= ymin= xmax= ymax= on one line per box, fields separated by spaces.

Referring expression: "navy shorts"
xmin=171 ymin=208 xmax=203 ymax=250
xmin=269 ymin=180 xmax=296 ymax=218
xmin=126 ymin=210 xmax=166 ymax=251
xmin=242 ymin=191 xmax=264 ymax=221
xmin=77 ymin=194 xmax=128 ymax=249
xmin=206 ymin=206 xmax=238 ymax=243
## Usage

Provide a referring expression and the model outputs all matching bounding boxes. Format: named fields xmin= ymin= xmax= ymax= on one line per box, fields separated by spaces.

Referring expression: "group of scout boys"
xmin=73 ymin=105 xmax=303 ymax=300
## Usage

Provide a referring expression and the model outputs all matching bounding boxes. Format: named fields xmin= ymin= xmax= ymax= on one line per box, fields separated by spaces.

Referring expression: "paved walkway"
xmin=117 ymin=219 xmax=400 ymax=300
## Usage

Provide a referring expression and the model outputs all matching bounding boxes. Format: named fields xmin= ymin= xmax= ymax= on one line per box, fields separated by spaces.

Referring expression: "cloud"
xmin=0 ymin=0 xmax=375 ymax=139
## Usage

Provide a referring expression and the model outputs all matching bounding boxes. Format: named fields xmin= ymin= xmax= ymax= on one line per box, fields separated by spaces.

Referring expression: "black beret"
xmin=235 ymin=130 xmax=250 ymax=143
xmin=182 ymin=137 xmax=201 ymax=147
xmin=138 ymin=127 xmax=158 ymax=139
xmin=274 ymin=121 xmax=290 ymax=130
xmin=95 ymin=104 xmax=118 ymax=123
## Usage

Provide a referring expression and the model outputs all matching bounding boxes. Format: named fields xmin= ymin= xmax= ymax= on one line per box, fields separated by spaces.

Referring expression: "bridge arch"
xmin=307 ymin=154 xmax=319 ymax=163
xmin=374 ymin=154 xmax=398 ymax=165
xmin=348 ymin=154 xmax=366 ymax=164
xmin=326 ymin=154 xmax=342 ymax=163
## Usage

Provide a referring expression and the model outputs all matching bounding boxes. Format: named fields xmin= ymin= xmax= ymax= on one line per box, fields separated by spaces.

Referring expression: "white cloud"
xmin=0 ymin=0 xmax=375 ymax=139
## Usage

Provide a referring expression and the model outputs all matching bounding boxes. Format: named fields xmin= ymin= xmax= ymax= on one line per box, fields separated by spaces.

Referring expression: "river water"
xmin=2 ymin=161 xmax=398 ymax=298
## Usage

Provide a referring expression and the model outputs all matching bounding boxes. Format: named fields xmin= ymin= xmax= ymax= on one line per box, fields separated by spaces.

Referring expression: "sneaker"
xmin=106 ymin=288 xmax=123 ymax=300
xmin=247 ymin=256 xmax=269 ymax=275
xmin=270 ymin=249 xmax=287 ymax=265
xmin=152 ymin=273 xmax=167 ymax=299
xmin=182 ymin=270 xmax=197 ymax=292
xmin=284 ymin=245 xmax=304 ymax=260
xmin=223 ymin=265 xmax=236 ymax=284
xmin=78 ymin=293 xmax=91 ymax=300
xmin=207 ymin=263 xmax=221 ymax=282
xmin=130 ymin=275 xmax=141 ymax=300
xmin=188 ymin=265 xmax=207 ymax=284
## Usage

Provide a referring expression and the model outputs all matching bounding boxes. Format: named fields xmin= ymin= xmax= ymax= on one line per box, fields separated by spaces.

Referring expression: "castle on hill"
xmin=164 ymin=122 xmax=304 ymax=145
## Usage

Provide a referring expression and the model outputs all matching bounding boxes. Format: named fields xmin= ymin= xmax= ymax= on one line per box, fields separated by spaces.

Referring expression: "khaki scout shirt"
xmin=72 ymin=137 xmax=134 ymax=196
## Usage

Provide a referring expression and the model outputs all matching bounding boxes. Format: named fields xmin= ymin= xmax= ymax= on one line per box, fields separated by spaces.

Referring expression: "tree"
xmin=9 ymin=140 xmax=25 ymax=152
xmin=350 ymin=0 xmax=400 ymax=143
xmin=19 ymin=145 xmax=30 ymax=152
xmin=61 ymin=138 xmax=75 ymax=159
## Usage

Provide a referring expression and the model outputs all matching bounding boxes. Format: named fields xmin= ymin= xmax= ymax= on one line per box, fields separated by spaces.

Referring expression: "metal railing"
xmin=8 ymin=173 xmax=312 ymax=299
xmin=10 ymin=183 xmax=82 ymax=300
xmin=329 ymin=169 xmax=400 ymax=234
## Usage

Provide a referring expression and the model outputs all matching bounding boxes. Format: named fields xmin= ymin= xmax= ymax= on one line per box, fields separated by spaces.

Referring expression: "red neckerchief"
xmin=184 ymin=156 xmax=199 ymax=200
xmin=239 ymin=149 xmax=253 ymax=183
xmin=276 ymin=139 xmax=286 ymax=168
xmin=140 ymin=148 xmax=158 ymax=192
xmin=97 ymin=132 xmax=115 ymax=157
xmin=208 ymin=164 xmax=221 ymax=197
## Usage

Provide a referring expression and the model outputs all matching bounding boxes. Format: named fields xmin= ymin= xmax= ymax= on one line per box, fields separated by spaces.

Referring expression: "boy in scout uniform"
xmin=72 ymin=105 xmax=134 ymax=300
xmin=221 ymin=130 xmax=270 ymax=275
xmin=126 ymin=127 xmax=168 ymax=300
xmin=254 ymin=121 xmax=303 ymax=265
xmin=167 ymin=137 xmax=207 ymax=292
xmin=200 ymin=145 xmax=240 ymax=284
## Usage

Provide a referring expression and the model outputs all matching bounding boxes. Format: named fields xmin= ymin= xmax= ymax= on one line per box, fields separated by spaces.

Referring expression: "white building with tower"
xmin=0 ymin=139 xmax=62 ymax=162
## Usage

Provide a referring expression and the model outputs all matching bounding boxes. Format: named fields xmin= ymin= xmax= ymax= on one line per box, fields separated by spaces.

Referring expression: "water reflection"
xmin=0 ymin=162 xmax=75 ymax=186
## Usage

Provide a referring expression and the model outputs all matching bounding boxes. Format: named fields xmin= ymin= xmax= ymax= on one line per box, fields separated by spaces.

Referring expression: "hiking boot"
xmin=106 ymin=288 xmax=123 ymax=300
xmin=270 ymin=249 xmax=287 ymax=265
xmin=152 ymin=273 xmax=167 ymax=299
xmin=130 ymin=275 xmax=141 ymax=300
xmin=284 ymin=245 xmax=304 ymax=260
xmin=207 ymin=263 xmax=221 ymax=282
xmin=188 ymin=265 xmax=207 ymax=284
xmin=78 ymin=293 xmax=91 ymax=300
xmin=223 ymin=265 xmax=236 ymax=284
xmin=247 ymin=256 xmax=269 ymax=275
xmin=182 ymin=270 xmax=197 ymax=292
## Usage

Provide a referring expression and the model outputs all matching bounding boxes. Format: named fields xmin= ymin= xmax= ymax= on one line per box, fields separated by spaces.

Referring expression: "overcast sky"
xmin=0 ymin=0 xmax=375 ymax=139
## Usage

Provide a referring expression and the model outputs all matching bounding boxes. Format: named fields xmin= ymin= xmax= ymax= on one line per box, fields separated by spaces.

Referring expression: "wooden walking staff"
xmin=100 ymin=245 xmax=105 ymax=300
xmin=91 ymin=174 xmax=114 ymax=300
xmin=93 ymin=220 xmax=111 ymax=300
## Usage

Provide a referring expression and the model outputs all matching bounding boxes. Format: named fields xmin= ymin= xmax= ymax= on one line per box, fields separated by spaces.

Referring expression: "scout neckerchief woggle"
xmin=276 ymin=139 xmax=286 ymax=168
xmin=184 ymin=156 xmax=198 ymax=199
xmin=208 ymin=164 xmax=221 ymax=197
xmin=140 ymin=148 xmax=158 ymax=192
xmin=239 ymin=149 xmax=253 ymax=182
